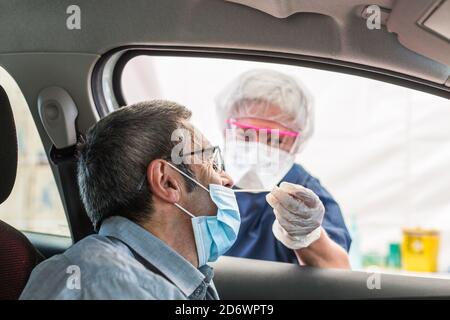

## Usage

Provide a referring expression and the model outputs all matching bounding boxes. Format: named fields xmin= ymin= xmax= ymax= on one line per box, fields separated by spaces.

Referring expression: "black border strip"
xmin=92 ymin=45 xmax=450 ymax=118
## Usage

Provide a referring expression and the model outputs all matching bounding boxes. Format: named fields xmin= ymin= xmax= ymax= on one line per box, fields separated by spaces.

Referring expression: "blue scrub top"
xmin=225 ymin=163 xmax=352 ymax=264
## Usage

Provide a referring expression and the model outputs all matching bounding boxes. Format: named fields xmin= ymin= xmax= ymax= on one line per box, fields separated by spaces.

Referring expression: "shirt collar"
xmin=98 ymin=216 xmax=211 ymax=297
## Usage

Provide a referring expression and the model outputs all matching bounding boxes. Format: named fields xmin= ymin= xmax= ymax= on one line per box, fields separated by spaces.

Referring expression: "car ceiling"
xmin=0 ymin=0 xmax=449 ymax=138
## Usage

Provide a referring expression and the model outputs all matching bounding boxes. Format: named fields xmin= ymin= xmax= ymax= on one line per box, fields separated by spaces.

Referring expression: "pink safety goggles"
xmin=226 ymin=118 xmax=300 ymax=138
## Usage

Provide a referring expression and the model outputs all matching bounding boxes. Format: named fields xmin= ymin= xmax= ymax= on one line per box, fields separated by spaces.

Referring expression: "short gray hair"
xmin=77 ymin=100 xmax=194 ymax=230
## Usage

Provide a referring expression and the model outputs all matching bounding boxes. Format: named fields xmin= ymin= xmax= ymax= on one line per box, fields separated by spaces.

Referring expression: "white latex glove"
xmin=266 ymin=182 xmax=325 ymax=249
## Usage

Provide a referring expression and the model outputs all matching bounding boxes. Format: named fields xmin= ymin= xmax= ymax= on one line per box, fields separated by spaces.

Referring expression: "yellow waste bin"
xmin=402 ymin=228 xmax=440 ymax=273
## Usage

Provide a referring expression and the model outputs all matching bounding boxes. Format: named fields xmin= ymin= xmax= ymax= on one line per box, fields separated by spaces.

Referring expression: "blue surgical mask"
xmin=167 ymin=163 xmax=241 ymax=267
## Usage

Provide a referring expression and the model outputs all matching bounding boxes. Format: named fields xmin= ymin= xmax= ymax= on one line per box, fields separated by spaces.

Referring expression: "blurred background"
xmin=121 ymin=56 xmax=450 ymax=275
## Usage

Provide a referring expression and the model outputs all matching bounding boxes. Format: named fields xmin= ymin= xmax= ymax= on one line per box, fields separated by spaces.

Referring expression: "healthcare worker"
xmin=216 ymin=69 xmax=351 ymax=268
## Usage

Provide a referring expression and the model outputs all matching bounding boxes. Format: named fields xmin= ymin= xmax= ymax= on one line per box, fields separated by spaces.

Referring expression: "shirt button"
xmin=195 ymin=284 xmax=206 ymax=295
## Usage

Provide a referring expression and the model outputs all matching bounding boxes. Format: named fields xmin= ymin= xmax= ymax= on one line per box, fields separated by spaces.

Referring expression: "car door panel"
xmin=212 ymin=256 xmax=450 ymax=299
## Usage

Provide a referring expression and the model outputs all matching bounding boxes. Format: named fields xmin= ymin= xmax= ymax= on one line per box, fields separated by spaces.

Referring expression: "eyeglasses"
xmin=137 ymin=145 xmax=224 ymax=191
xmin=181 ymin=145 xmax=225 ymax=173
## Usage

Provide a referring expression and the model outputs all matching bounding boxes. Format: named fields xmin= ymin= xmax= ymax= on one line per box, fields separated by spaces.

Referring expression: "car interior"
xmin=1 ymin=0 xmax=450 ymax=299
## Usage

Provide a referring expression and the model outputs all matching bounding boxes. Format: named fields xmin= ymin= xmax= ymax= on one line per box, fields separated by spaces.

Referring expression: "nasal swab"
xmin=233 ymin=189 xmax=271 ymax=193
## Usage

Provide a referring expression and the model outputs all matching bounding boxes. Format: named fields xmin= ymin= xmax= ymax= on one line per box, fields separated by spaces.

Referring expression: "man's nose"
xmin=220 ymin=170 xmax=234 ymax=188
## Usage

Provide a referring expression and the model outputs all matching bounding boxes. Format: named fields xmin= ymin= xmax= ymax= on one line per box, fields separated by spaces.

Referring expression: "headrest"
xmin=0 ymin=86 xmax=17 ymax=204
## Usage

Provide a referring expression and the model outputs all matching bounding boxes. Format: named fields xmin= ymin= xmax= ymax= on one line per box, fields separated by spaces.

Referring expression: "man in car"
xmin=217 ymin=69 xmax=351 ymax=268
xmin=21 ymin=100 xmax=240 ymax=299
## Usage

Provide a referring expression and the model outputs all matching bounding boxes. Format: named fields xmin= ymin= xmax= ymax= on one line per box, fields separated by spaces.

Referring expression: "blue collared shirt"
xmin=20 ymin=216 xmax=219 ymax=300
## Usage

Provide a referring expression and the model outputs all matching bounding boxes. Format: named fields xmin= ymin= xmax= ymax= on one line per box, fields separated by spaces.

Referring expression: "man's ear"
xmin=146 ymin=160 xmax=182 ymax=203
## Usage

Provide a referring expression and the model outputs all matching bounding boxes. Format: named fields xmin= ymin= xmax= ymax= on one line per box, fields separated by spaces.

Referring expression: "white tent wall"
xmin=121 ymin=56 xmax=450 ymax=272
